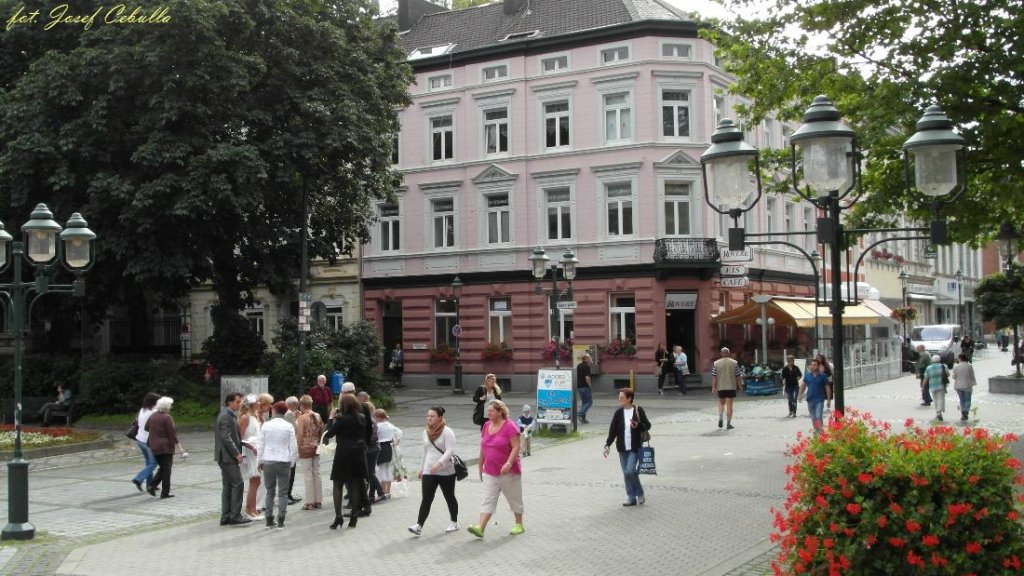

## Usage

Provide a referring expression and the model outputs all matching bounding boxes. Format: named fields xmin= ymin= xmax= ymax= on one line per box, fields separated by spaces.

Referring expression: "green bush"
xmin=0 ymin=354 xmax=82 ymax=397
xmin=772 ymin=410 xmax=1024 ymax=574
xmin=78 ymin=356 xmax=200 ymax=415
xmin=201 ymin=304 xmax=266 ymax=374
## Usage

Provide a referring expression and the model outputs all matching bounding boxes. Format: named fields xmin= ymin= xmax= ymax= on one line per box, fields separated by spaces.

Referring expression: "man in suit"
xmin=215 ymin=392 xmax=251 ymax=525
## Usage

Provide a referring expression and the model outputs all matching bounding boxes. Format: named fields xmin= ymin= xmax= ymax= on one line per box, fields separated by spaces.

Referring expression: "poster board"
xmin=535 ymin=369 xmax=574 ymax=425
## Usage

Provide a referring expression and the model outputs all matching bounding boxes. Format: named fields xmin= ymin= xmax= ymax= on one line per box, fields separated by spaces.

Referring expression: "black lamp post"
xmin=955 ymin=269 xmax=964 ymax=331
xmin=899 ymin=269 xmax=910 ymax=342
xmin=997 ymin=223 xmax=1021 ymax=376
xmin=451 ymin=275 xmax=464 ymax=395
xmin=701 ymin=97 xmax=966 ymax=415
xmin=529 ymin=246 xmax=578 ymax=370
xmin=1 ymin=204 xmax=96 ymax=541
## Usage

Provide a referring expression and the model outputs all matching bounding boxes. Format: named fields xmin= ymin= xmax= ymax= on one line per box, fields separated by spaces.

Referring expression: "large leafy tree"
xmin=0 ymin=0 xmax=411 ymax=322
xmin=703 ymin=0 xmax=1022 ymax=245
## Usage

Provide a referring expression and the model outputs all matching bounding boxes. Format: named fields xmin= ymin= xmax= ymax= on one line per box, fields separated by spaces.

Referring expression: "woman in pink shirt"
xmin=467 ymin=399 xmax=524 ymax=538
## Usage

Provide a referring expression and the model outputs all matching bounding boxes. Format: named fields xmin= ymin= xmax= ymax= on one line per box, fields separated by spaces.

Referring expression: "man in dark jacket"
xmin=215 ymin=392 xmax=251 ymax=526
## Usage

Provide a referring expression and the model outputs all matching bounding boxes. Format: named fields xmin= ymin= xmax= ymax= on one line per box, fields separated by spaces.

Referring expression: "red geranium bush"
xmin=772 ymin=410 xmax=1024 ymax=574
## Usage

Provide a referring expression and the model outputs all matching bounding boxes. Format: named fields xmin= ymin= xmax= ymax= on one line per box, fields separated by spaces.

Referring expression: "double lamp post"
xmin=529 ymin=246 xmax=578 ymax=370
xmin=2 ymin=204 xmax=97 ymax=541
xmin=700 ymin=96 xmax=967 ymax=414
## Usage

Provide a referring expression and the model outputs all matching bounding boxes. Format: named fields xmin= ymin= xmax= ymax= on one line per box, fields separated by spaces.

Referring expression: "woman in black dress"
xmin=323 ymin=394 xmax=368 ymax=530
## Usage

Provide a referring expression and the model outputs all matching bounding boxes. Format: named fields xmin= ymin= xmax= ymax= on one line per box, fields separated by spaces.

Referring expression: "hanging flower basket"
xmin=541 ymin=339 xmax=572 ymax=361
xmin=429 ymin=344 xmax=456 ymax=363
xmin=601 ymin=338 xmax=636 ymax=358
xmin=890 ymin=306 xmax=919 ymax=322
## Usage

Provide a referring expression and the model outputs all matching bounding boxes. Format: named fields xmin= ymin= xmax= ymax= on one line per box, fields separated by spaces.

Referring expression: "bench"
xmin=1 ymin=396 xmax=80 ymax=426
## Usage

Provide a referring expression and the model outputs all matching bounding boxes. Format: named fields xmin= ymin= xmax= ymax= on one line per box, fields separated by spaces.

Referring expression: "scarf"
xmin=426 ymin=417 xmax=446 ymax=443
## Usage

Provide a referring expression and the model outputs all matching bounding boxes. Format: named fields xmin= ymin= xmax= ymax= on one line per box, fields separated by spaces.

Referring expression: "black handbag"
xmin=126 ymin=418 xmax=139 ymax=440
xmin=431 ymin=438 xmax=468 ymax=481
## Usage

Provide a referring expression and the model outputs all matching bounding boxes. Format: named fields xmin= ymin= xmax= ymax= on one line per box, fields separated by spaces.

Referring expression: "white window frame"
xmin=594 ymin=164 xmax=639 ymax=240
xmin=427 ymin=73 xmax=453 ymax=92
xmin=766 ymin=197 xmax=776 ymax=234
xmin=542 ymin=99 xmax=571 ymax=150
xmin=609 ymin=294 xmax=636 ymax=343
xmin=659 ymin=40 xmax=693 ymax=60
xmin=326 ymin=306 xmax=344 ymax=331
xmin=391 ymin=134 xmax=400 ymax=166
xmin=429 ymin=196 xmax=456 ymax=250
xmin=245 ymin=303 xmax=264 ymax=338
xmin=598 ymin=43 xmax=631 ymax=66
xmin=713 ymin=94 xmax=727 ymax=128
xmin=557 ymin=310 xmax=574 ymax=342
xmin=783 ymin=125 xmax=794 ymax=150
xmin=661 ymin=181 xmax=692 ymax=237
xmin=482 ymin=106 xmax=510 ymax=156
xmin=481 ymin=62 xmax=510 ymax=84
xmin=427 ymin=113 xmax=455 ymax=163
xmin=488 ymin=297 xmax=512 ymax=345
xmin=540 ymin=52 xmax=570 ymax=75
xmin=658 ymin=84 xmax=695 ymax=141
xmin=410 ymin=43 xmax=455 ymax=60
xmin=533 ymin=170 xmax=578 ymax=245
xmin=434 ymin=298 xmax=458 ymax=347
xmin=484 ymin=192 xmax=512 ymax=245
xmin=784 ymin=201 xmax=794 ymax=235
xmin=378 ymin=201 xmax=402 ymax=253
xmin=762 ymin=118 xmax=774 ymax=148
xmin=601 ymin=91 xmax=633 ymax=144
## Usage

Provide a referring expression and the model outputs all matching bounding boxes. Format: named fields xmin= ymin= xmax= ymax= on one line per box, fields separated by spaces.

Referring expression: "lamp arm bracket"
xmin=850 ymin=234 xmax=930 ymax=305
xmin=744 ymin=230 xmax=816 ymax=240
xmin=27 ymin=287 xmax=77 ymax=324
xmin=745 ymin=239 xmax=822 ymax=306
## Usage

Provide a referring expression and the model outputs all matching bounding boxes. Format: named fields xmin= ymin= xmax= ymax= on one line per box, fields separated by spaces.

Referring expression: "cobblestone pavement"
xmin=0 ymin=351 xmax=1019 ymax=576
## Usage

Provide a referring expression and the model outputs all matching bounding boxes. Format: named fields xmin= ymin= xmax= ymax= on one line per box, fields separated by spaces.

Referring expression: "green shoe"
xmin=467 ymin=524 xmax=484 ymax=538
xmin=509 ymin=523 xmax=525 ymax=535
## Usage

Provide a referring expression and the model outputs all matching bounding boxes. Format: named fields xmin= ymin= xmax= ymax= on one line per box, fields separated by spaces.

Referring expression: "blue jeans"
xmin=808 ymin=399 xmax=824 ymax=432
xmin=956 ymin=389 xmax=972 ymax=414
xmin=675 ymin=369 xmax=687 ymax=394
xmin=617 ymin=450 xmax=643 ymax=502
xmin=578 ymin=386 xmax=593 ymax=418
xmin=784 ymin=385 xmax=799 ymax=415
xmin=134 ymin=440 xmax=157 ymax=486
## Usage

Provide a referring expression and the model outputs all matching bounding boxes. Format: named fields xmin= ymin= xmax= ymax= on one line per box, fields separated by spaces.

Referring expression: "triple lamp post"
xmin=700 ymin=96 xmax=966 ymax=415
xmin=2 ymin=203 xmax=97 ymax=541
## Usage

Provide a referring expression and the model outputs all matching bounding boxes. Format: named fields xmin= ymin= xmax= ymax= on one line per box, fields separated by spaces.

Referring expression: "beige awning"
xmin=713 ymin=297 xmax=883 ymax=327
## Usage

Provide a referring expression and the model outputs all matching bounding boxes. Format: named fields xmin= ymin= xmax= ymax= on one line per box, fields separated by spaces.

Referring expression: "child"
xmin=517 ymin=404 xmax=536 ymax=457
xmin=373 ymin=409 xmax=400 ymax=500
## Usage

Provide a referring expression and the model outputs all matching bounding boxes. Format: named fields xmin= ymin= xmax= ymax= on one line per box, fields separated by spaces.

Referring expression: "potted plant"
xmin=889 ymin=306 xmax=919 ymax=323
xmin=601 ymin=338 xmax=636 ymax=358
xmin=541 ymin=338 xmax=572 ymax=361
xmin=975 ymin=262 xmax=1024 ymax=389
xmin=481 ymin=341 xmax=514 ymax=361
xmin=429 ymin=343 xmax=456 ymax=363
xmin=771 ymin=410 xmax=1024 ymax=574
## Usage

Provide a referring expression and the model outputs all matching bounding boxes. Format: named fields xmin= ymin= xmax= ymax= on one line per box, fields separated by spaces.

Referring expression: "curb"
xmin=0 ymin=435 xmax=114 ymax=462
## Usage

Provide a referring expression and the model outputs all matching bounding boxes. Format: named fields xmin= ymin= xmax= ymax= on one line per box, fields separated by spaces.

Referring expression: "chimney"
xmin=504 ymin=0 xmax=528 ymax=15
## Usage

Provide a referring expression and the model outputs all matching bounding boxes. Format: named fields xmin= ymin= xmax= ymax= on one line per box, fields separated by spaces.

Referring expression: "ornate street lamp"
xmin=701 ymin=97 xmax=966 ymax=414
xmin=451 ymin=275 xmax=464 ymax=395
xmin=997 ymin=223 xmax=1021 ymax=376
xmin=529 ymin=246 xmax=577 ymax=370
xmin=1 ymin=204 xmax=96 ymax=541
xmin=955 ymin=269 xmax=964 ymax=330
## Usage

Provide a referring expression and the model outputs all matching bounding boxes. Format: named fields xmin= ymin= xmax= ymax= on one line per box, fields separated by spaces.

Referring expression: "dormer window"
xmin=502 ymin=30 xmax=539 ymax=41
xmin=410 ymin=43 xmax=456 ymax=60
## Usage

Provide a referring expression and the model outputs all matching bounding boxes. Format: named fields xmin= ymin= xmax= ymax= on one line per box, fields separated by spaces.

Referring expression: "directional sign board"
xmin=721 ymin=276 xmax=749 ymax=288
xmin=720 ymin=247 xmax=753 ymax=262
xmin=556 ymin=301 xmax=577 ymax=310
xmin=721 ymin=265 xmax=748 ymax=276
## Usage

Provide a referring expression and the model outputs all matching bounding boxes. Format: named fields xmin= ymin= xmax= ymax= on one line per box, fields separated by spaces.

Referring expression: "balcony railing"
xmin=653 ymin=238 xmax=720 ymax=268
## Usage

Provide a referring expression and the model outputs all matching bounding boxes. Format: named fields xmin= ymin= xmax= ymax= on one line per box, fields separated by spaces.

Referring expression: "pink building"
xmin=363 ymin=0 xmax=817 ymax=390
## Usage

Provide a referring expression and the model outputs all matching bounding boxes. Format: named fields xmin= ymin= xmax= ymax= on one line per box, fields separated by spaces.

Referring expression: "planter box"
xmin=989 ymin=376 xmax=1024 ymax=394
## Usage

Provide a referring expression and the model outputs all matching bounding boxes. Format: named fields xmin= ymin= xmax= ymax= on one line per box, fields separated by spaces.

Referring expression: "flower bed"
xmin=0 ymin=424 xmax=103 ymax=451
xmin=771 ymin=410 xmax=1024 ymax=574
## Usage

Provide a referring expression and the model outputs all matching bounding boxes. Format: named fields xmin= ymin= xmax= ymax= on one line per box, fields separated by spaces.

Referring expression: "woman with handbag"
xmin=130 ymin=392 xmax=160 ymax=492
xmin=373 ymin=409 xmax=400 ymax=501
xmin=145 ymin=396 xmax=184 ymax=499
xmin=322 ymin=394 xmax=368 ymax=530
xmin=408 ymin=405 xmax=459 ymax=536
xmin=472 ymin=374 xmax=502 ymax=427
xmin=467 ymin=399 xmax=525 ymax=538
xmin=602 ymin=388 xmax=651 ymax=507
xmin=296 ymin=395 xmax=324 ymax=510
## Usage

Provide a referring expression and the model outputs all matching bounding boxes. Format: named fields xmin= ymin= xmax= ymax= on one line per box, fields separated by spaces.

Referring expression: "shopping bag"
xmin=637 ymin=445 xmax=657 ymax=475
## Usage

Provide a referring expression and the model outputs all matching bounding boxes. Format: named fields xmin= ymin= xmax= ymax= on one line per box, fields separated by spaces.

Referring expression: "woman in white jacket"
xmin=407 ymin=406 xmax=459 ymax=536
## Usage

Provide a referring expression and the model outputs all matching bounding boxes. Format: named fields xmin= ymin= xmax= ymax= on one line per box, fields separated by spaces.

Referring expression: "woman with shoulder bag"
xmin=472 ymin=374 xmax=502 ymax=427
xmin=130 ymin=392 xmax=160 ymax=493
xmin=408 ymin=406 xmax=459 ymax=536
xmin=602 ymin=388 xmax=651 ymax=507
xmin=296 ymin=395 xmax=324 ymax=510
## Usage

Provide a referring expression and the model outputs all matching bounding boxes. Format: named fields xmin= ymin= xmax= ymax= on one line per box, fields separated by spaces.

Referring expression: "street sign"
xmin=924 ymin=245 xmax=937 ymax=260
xmin=720 ymin=247 xmax=753 ymax=262
xmin=721 ymin=276 xmax=749 ymax=288
xmin=451 ymin=324 xmax=463 ymax=338
xmin=556 ymin=301 xmax=577 ymax=310
xmin=721 ymin=265 xmax=747 ymax=276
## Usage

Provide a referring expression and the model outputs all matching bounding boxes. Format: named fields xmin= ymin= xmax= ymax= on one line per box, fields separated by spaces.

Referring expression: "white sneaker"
xmin=408 ymin=524 xmax=422 ymax=536
xmin=445 ymin=521 xmax=459 ymax=533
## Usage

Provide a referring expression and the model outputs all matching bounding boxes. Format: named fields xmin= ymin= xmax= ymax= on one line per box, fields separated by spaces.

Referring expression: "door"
xmin=666 ymin=308 xmax=697 ymax=372
xmin=381 ymin=299 xmax=403 ymax=367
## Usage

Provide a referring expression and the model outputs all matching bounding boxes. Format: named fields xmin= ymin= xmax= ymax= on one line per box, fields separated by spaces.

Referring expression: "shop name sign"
xmin=665 ymin=293 xmax=698 ymax=310
xmin=720 ymin=247 xmax=753 ymax=262
xmin=721 ymin=265 xmax=747 ymax=276
xmin=721 ymin=276 xmax=749 ymax=288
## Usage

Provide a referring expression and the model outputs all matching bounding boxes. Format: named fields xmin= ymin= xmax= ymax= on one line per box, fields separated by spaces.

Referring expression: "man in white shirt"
xmin=258 ymin=401 xmax=298 ymax=528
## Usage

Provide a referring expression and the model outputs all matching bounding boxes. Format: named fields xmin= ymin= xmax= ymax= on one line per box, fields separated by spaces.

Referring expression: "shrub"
xmin=78 ymin=356 xmax=197 ymax=414
xmin=772 ymin=410 xmax=1024 ymax=575
xmin=0 ymin=354 xmax=81 ymax=397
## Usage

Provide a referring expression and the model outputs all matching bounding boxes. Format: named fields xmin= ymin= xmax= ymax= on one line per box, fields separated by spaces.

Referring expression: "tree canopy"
xmin=0 ymin=0 xmax=411 ymax=315
xmin=703 ymin=0 xmax=1022 ymax=246
xmin=975 ymin=263 xmax=1024 ymax=331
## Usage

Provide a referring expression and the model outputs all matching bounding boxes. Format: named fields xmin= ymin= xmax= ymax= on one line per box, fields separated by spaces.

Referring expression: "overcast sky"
xmin=374 ymin=0 xmax=733 ymax=21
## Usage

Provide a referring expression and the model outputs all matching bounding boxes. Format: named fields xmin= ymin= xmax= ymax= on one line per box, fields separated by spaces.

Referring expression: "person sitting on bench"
xmin=39 ymin=385 xmax=73 ymax=427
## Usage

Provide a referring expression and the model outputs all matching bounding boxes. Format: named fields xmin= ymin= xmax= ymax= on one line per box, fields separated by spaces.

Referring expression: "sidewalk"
xmin=1 ymin=353 xmax=1019 ymax=576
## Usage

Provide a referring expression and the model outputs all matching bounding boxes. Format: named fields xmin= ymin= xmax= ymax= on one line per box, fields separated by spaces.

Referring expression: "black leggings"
xmin=417 ymin=474 xmax=458 ymax=526
xmin=333 ymin=478 xmax=365 ymax=521
xmin=151 ymin=454 xmax=174 ymax=497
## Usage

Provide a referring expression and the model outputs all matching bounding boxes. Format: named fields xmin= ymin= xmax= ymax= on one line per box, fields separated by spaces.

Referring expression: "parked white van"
xmin=910 ymin=324 xmax=963 ymax=367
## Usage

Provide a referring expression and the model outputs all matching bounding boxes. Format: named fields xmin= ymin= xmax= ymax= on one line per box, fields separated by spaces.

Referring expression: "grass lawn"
xmin=0 ymin=425 xmax=104 ymax=451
